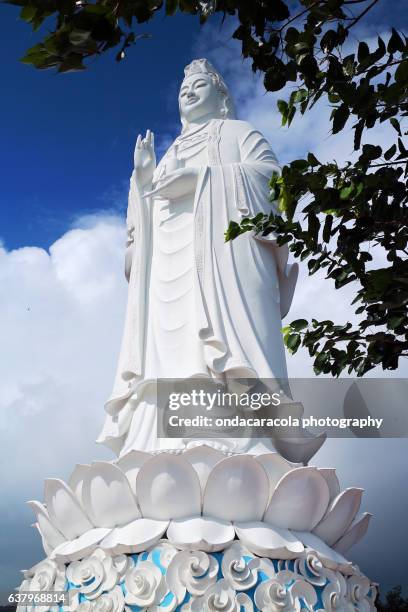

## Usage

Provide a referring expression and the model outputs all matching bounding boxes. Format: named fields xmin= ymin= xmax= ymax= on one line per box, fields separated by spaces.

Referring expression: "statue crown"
xmin=184 ymin=58 xmax=217 ymax=78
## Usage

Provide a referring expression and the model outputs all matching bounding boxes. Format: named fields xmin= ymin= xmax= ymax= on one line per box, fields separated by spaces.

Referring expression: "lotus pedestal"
xmin=18 ymin=446 xmax=377 ymax=611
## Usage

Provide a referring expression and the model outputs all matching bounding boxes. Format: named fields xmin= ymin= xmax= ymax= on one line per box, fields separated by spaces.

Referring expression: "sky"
xmin=1 ymin=0 xmax=408 ymax=603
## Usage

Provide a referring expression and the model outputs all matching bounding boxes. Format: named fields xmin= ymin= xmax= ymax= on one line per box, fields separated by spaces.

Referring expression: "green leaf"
xmin=308 ymin=258 xmax=320 ymax=274
xmin=282 ymin=325 xmax=291 ymax=336
xmin=328 ymin=91 xmax=341 ymax=103
xmin=332 ymin=104 xmax=349 ymax=134
xmin=285 ymin=333 xmax=301 ymax=353
xmin=287 ymin=105 xmax=296 ymax=126
xmin=390 ymin=118 xmax=402 ymax=136
xmin=285 ymin=27 xmax=299 ymax=44
xmin=264 ymin=59 xmax=287 ymax=92
xmin=322 ymin=215 xmax=333 ymax=243
xmin=58 ymin=55 xmax=86 ymax=73
xmin=225 ymin=221 xmax=242 ymax=242
xmin=395 ymin=59 xmax=408 ymax=83
xmin=387 ymin=28 xmax=404 ymax=53
xmin=354 ymin=120 xmax=364 ymax=151
xmin=398 ymin=138 xmax=408 ymax=156
xmin=277 ymin=99 xmax=288 ymax=126
xmin=313 ymin=352 xmax=330 ymax=375
xmin=307 ymin=152 xmax=320 ymax=166
xmin=20 ymin=5 xmax=37 ymax=22
xmin=293 ymin=88 xmax=308 ymax=104
xmin=290 ymin=319 xmax=309 ymax=331
xmin=388 ymin=314 xmax=405 ymax=329
xmin=20 ymin=43 xmax=55 ymax=68
xmin=384 ymin=144 xmax=397 ymax=160
xmin=166 ymin=0 xmax=179 ymax=16
xmin=357 ymin=41 xmax=370 ymax=63
xmin=320 ymin=29 xmax=338 ymax=53
xmin=360 ymin=144 xmax=382 ymax=162
xmin=340 ymin=184 xmax=354 ymax=199
xmin=291 ymin=159 xmax=309 ymax=171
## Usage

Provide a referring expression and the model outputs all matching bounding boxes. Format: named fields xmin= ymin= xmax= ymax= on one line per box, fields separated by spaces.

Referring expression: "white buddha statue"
xmin=98 ymin=58 xmax=321 ymax=461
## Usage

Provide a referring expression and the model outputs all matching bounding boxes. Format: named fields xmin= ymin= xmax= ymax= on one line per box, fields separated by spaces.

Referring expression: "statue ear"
xmin=218 ymin=90 xmax=235 ymax=120
xmin=180 ymin=115 xmax=188 ymax=132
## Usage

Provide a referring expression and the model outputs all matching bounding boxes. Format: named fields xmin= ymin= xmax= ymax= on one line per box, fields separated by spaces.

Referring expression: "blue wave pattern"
xmin=57 ymin=541 xmax=377 ymax=611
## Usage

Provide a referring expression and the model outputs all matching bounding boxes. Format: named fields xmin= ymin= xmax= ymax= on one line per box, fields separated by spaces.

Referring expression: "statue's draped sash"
xmin=98 ymin=119 xmax=299 ymax=455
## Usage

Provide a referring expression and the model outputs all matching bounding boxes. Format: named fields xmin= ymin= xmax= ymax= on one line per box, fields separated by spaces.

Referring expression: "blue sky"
xmin=1 ymin=5 xmax=202 ymax=249
xmin=1 ymin=0 xmax=408 ymax=603
xmin=1 ymin=1 xmax=407 ymax=249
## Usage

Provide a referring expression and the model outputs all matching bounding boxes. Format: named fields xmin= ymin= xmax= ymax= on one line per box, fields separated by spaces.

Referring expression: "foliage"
xmin=376 ymin=586 xmax=408 ymax=611
xmin=221 ymin=2 xmax=408 ymax=377
xmin=7 ymin=0 xmax=408 ymax=375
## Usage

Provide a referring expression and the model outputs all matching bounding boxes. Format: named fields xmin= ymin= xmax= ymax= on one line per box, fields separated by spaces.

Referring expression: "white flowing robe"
xmin=97 ymin=118 xmax=299 ymax=456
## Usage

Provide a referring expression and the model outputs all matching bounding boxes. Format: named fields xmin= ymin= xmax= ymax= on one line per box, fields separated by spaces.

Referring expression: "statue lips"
xmin=185 ymin=95 xmax=199 ymax=105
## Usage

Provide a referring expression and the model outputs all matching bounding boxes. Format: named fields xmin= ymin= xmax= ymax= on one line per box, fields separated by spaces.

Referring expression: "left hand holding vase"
xmin=143 ymin=166 xmax=199 ymax=201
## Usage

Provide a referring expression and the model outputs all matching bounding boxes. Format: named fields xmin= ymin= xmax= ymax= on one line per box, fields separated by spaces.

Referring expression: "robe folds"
xmin=97 ymin=118 xmax=300 ymax=456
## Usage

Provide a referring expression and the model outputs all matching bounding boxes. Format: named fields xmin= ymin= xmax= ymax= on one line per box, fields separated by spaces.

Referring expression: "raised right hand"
xmin=134 ymin=130 xmax=156 ymax=189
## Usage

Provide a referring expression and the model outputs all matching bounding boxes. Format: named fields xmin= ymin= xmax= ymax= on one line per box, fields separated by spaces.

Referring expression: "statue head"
xmin=179 ymin=58 xmax=235 ymax=131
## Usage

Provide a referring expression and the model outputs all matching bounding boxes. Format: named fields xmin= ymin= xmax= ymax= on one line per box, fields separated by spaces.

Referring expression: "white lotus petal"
xmin=137 ymin=453 xmax=201 ymax=520
xmin=272 ymin=433 xmax=326 ymax=465
xmin=27 ymin=501 xmax=65 ymax=550
xmin=333 ymin=512 xmax=372 ymax=554
xmin=68 ymin=464 xmax=90 ymax=506
xmin=235 ymin=521 xmax=304 ymax=558
xmin=51 ymin=528 xmax=111 ymax=563
xmin=82 ymin=461 xmax=140 ymax=527
xmin=313 ymin=488 xmax=363 ymax=546
xmin=255 ymin=453 xmax=296 ymax=502
xmin=264 ymin=467 xmax=330 ymax=531
xmin=293 ymin=531 xmax=352 ymax=573
xmin=183 ymin=445 xmax=225 ymax=489
xmin=116 ymin=451 xmax=151 ymax=495
xmin=44 ymin=479 xmax=93 ymax=540
xmin=203 ymin=455 xmax=269 ymax=522
xmin=34 ymin=524 xmax=54 ymax=557
xmin=100 ymin=518 xmax=168 ymax=554
xmin=167 ymin=516 xmax=235 ymax=552
xmin=317 ymin=468 xmax=341 ymax=506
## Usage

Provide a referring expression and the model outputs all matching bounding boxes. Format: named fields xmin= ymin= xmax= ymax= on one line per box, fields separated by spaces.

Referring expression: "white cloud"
xmin=0 ymin=216 xmax=131 ymax=594
xmin=0 ymin=217 xmax=126 ymax=498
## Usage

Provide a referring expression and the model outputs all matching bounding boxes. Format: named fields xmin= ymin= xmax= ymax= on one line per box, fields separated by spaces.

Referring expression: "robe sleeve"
xmin=234 ymin=121 xmax=299 ymax=318
xmin=239 ymin=125 xmax=280 ymax=178
xmin=125 ymin=176 xmax=136 ymax=282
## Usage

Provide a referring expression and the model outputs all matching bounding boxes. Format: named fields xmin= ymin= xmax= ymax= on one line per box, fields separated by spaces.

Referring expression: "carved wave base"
xmin=18 ymin=542 xmax=377 ymax=611
xmin=18 ymin=446 xmax=377 ymax=610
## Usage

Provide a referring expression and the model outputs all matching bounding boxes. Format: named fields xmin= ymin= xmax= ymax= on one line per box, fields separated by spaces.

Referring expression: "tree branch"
xmin=344 ymin=0 xmax=380 ymax=31
xmin=276 ymin=0 xmax=322 ymax=33
xmin=369 ymin=161 xmax=406 ymax=167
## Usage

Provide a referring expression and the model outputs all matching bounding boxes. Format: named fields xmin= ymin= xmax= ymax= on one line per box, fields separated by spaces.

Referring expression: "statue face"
xmin=179 ymin=73 xmax=221 ymax=123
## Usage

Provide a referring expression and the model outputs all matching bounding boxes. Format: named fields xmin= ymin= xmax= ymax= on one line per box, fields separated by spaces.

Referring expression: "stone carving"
xmin=97 ymin=58 xmax=306 ymax=459
xmin=18 ymin=542 xmax=377 ymax=612
xmin=26 ymin=448 xmax=370 ymax=565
